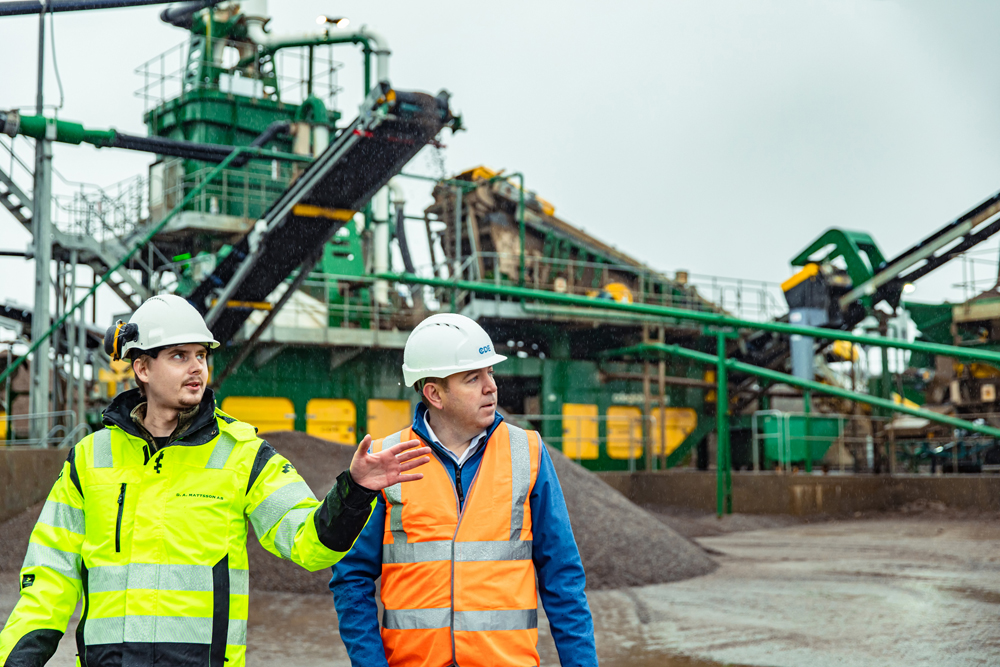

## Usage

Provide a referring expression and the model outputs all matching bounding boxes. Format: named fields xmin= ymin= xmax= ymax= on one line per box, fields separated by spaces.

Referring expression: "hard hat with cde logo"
xmin=401 ymin=313 xmax=506 ymax=387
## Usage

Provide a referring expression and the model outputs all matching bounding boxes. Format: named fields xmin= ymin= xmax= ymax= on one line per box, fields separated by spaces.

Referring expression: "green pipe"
xmin=14 ymin=115 xmax=314 ymax=164
xmin=611 ymin=341 xmax=1000 ymax=440
xmin=803 ymin=389 xmax=812 ymax=473
xmin=0 ymin=146 xmax=253 ymax=389
xmin=364 ymin=45 xmax=371 ymax=95
xmin=17 ymin=115 xmax=116 ymax=147
xmin=716 ymin=332 xmax=733 ymax=516
xmin=376 ymin=272 xmax=1000 ymax=365
xmin=237 ymin=34 xmax=374 ymax=68
xmin=880 ymin=345 xmax=891 ymax=417
xmin=293 ymin=96 xmax=328 ymax=124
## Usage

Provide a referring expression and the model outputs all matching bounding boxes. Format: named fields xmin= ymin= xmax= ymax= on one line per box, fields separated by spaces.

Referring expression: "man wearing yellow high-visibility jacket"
xmin=0 ymin=294 xmax=430 ymax=667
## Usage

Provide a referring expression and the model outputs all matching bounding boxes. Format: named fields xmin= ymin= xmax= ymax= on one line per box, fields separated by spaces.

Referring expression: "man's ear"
xmin=423 ymin=381 xmax=446 ymax=410
xmin=132 ymin=357 xmax=150 ymax=384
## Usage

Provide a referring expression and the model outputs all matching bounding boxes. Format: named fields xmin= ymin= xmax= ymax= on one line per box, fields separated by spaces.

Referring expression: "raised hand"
xmin=349 ymin=434 xmax=432 ymax=491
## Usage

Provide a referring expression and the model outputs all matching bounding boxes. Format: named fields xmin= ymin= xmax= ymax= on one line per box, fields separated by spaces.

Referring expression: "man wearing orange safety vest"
xmin=331 ymin=313 xmax=598 ymax=666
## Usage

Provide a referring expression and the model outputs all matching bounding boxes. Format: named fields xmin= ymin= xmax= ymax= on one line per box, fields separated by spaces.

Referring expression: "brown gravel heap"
xmin=0 ymin=431 xmax=716 ymax=593
xmin=246 ymin=431 xmax=357 ymax=594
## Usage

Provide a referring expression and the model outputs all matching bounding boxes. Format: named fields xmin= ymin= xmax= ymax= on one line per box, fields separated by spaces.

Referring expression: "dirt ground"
xmin=4 ymin=509 xmax=998 ymax=666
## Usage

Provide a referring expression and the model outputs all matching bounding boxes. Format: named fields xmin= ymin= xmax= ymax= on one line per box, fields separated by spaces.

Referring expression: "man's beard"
xmin=174 ymin=390 xmax=203 ymax=410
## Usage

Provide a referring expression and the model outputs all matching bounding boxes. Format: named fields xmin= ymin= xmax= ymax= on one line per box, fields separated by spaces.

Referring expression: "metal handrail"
xmin=450 ymin=250 xmax=785 ymax=321
xmin=58 ymin=422 xmax=92 ymax=449
xmin=0 ymin=410 xmax=77 ymax=447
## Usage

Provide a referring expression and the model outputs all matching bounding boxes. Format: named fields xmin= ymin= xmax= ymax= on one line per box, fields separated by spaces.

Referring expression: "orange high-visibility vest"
xmin=371 ymin=421 xmax=542 ymax=667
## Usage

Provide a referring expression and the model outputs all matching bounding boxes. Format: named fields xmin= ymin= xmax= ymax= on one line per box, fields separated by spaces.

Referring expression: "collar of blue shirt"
xmin=422 ymin=410 xmax=488 ymax=467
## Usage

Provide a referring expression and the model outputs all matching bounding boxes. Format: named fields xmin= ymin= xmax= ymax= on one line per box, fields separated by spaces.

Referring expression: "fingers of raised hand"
xmin=356 ymin=434 xmax=373 ymax=453
xmin=394 ymin=473 xmax=424 ymax=483
xmin=398 ymin=457 xmax=430 ymax=473
xmin=386 ymin=439 xmax=424 ymax=456
xmin=394 ymin=446 xmax=431 ymax=464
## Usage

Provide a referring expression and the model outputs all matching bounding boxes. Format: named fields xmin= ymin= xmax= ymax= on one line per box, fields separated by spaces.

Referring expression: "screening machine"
xmin=188 ymin=83 xmax=454 ymax=344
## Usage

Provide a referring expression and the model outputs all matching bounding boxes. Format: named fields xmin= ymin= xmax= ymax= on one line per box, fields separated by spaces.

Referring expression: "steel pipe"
xmin=377 ymin=272 xmax=1000 ymax=365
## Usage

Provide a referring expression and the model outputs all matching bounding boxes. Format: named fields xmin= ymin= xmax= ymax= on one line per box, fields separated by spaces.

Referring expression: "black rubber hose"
xmin=159 ymin=0 xmax=217 ymax=28
xmin=0 ymin=0 xmax=217 ymax=17
xmin=111 ymin=132 xmax=234 ymax=162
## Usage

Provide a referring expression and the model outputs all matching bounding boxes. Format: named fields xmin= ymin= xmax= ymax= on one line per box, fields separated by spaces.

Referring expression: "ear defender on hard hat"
xmin=104 ymin=320 xmax=140 ymax=361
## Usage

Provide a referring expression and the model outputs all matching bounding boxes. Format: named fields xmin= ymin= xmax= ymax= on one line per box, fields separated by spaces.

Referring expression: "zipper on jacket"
xmin=454 ymin=465 xmax=464 ymax=509
xmin=115 ymin=483 xmax=126 ymax=553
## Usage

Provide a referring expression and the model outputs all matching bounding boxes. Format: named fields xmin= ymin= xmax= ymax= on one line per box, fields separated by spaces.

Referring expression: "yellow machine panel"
xmin=651 ymin=408 xmax=698 ymax=456
xmin=561 ymin=403 xmax=599 ymax=460
xmin=606 ymin=405 xmax=642 ymax=459
xmin=366 ymin=399 xmax=412 ymax=440
xmin=0 ymin=412 xmax=6 ymax=441
xmin=305 ymin=399 xmax=357 ymax=444
xmin=220 ymin=396 xmax=295 ymax=433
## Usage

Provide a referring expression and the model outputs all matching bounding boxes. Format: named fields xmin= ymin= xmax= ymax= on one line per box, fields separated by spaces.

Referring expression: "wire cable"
xmin=48 ymin=7 xmax=65 ymax=110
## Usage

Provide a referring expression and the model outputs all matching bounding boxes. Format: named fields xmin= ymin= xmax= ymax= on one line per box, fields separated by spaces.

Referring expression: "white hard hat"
xmin=402 ymin=313 xmax=507 ymax=387
xmin=104 ymin=294 xmax=220 ymax=361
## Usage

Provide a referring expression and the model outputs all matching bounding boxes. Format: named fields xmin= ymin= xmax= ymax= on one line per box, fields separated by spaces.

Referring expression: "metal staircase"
xmin=0 ymin=136 xmax=153 ymax=312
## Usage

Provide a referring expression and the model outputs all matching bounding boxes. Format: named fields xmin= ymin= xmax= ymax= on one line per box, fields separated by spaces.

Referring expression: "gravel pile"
xmin=546 ymin=445 xmax=717 ymax=589
xmin=0 ymin=501 xmax=41 ymax=573
xmin=253 ymin=433 xmax=718 ymax=592
xmin=0 ymin=431 xmax=717 ymax=592
xmin=247 ymin=431 xmax=357 ymax=594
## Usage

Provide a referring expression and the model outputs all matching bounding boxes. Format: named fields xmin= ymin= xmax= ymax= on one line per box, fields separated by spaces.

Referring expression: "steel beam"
xmin=379 ymin=273 xmax=1000 ymax=366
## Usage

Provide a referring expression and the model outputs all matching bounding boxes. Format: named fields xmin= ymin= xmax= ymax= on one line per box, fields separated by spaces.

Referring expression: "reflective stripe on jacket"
xmin=1 ymin=390 xmax=374 ymax=667
xmin=372 ymin=421 xmax=542 ymax=667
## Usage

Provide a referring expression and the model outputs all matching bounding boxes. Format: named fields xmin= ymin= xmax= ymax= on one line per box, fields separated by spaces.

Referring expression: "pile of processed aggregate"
xmin=0 ymin=430 xmax=717 ymax=593
xmin=544 ymin=444 xmax=717 ymax=589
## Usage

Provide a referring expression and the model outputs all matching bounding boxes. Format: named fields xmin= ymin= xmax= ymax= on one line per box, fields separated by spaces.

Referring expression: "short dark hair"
xmin=417 ymin=376 xmax=447 ymax=409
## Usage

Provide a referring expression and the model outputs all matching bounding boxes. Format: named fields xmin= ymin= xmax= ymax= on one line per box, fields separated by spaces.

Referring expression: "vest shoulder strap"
xmin=371 ymin=428 xmax=405 ymax=454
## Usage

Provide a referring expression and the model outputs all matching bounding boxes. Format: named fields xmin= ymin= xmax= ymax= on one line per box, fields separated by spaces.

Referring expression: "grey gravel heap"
xmin=0 ymin=430 xmax=717 ymax=593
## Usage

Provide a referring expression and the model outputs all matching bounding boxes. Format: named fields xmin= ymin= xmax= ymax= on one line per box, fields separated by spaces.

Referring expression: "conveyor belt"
xmin=189 ymin=83 xmax=452 ymax=344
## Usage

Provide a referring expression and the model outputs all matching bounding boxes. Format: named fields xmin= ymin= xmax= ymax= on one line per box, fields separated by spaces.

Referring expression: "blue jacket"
xmin=330 ymin=405 xmax=598 ymax=666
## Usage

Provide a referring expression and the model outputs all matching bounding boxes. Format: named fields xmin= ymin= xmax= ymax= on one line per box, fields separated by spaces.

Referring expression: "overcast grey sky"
xmin=2 ymin=0 xmax=1000 ymax=328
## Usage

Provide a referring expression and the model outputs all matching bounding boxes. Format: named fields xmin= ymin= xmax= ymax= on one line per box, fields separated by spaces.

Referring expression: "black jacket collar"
xmin=102 ymin=388 xmax=220 ymax=447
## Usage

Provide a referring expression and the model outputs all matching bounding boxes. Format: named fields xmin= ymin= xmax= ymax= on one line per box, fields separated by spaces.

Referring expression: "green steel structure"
xmin=6 ymin=0 xmax=1000 ymax=521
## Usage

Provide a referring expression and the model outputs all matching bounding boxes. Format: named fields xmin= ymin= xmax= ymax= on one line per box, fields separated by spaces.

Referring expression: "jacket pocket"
xmin=115 ymin=483 xmax=126 ymax=553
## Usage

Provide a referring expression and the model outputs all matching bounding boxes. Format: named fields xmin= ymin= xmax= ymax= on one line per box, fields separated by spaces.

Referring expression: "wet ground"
xmin=3 ymin=513 xmax=998 ymax=666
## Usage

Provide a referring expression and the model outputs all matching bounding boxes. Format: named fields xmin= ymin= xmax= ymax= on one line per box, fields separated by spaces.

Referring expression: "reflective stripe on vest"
xmin=383 ymin=608 xmax=538 ymax=632
xmin=22 ymin=543 xmax=81 ymax=580
xmin=205 ymin=432 xmax=237 ymax=469
xmin=84 ymin=614 xmax=213 ymax=645
xmin=92 ymin=429 xmax=114 ymax=468
xmin=36 ymin=499 xmax=86 ymax=535
xmin=88 ymin=564 xmax=249 ymax=595
xmin=375 ymin=422 xmax=542 ymax=666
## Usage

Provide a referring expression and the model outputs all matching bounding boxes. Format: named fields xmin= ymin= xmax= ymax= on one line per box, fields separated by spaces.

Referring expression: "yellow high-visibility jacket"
xmin=0 ymin=389 xmax=375 ymax=667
